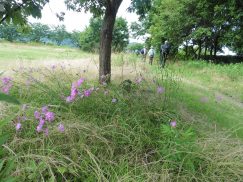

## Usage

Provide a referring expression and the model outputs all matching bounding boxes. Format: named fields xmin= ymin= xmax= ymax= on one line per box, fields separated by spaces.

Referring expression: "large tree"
xmin=1 ymin=0 xmax=151 ymax=82
xmin=65 ymin=0 xmax=123 ymax=82
xmin=65 ymin=0 xmax=151 ymax=82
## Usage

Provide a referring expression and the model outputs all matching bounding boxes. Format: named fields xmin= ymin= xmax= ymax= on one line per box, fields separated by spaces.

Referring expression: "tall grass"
xmin=1 ymin=56 xmax=243 ymax=181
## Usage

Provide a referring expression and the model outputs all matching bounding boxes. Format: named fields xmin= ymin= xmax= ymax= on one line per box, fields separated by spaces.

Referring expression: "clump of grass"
xmin=1 ymin=63 xmax=243 ymax=181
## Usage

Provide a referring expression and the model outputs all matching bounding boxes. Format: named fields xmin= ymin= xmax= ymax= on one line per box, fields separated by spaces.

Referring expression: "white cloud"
xmin=28 ymin=0 xmax=138 ymax=32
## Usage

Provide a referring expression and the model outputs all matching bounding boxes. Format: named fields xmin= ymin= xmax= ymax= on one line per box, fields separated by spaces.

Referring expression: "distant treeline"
xmin=0 ymin=23 xmax=79 ymax=47
xmin=0 ymin=17 xmax=130 ymax=52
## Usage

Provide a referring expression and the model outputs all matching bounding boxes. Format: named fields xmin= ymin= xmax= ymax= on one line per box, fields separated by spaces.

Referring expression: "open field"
xmin=1 ymin=42 xmax=243 ymax=181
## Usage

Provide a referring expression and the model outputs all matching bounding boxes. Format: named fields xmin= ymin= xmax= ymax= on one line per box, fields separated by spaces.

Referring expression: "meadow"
xmin=0 ymin=42 xmax=243 ymax=181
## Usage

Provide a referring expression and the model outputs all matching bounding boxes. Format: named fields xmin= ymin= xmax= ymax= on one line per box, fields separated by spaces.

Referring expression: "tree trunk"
xmin=204 ymin=37 xmax=208 ymax=57
xmin=210 ymin=42 xmax=213 ymax=57
xmin=213 ymin=37 xmax=218 ymax=58
xmin=185 ymin=41 xmax=188 ymax=58
xmin=198 ymin=41 xmax=202 ymax=59
xmin=99 ymin=0 xmax=123 ymax=83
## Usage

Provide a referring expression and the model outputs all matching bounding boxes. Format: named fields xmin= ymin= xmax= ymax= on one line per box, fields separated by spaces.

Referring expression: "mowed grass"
xmin=162 ymin=60 xmax=243 ymax=138
xmin=1 ymin=43 xmax=243 ymax=181
xmin=168 ymin=60 xmax=243 ymax=101
xmin=0 ymin=41 xmax=90 ymax=70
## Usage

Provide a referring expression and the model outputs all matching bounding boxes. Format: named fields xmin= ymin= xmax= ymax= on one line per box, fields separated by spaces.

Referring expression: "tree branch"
xmin=0 ymin=2 xmax=24 ymax=24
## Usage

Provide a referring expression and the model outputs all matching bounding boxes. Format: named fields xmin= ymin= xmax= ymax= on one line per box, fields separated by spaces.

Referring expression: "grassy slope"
xmin=0 ymin=41 xmax=90 ymax=70
xmin=164 ymin=61 xmax=243 ymax=138
xmin=1 ymin=43 xmax=243 ymax=181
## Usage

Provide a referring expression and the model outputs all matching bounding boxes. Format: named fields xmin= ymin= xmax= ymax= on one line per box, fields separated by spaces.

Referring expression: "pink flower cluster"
xmin=170 ymin=120 xmax=177 ymax=128
xmin=66 ymin=78 xmax=85 ymax=103
xmin=1 ymin=77 xmax=13 ymax=94
xmin=66 ymin=78 xmax=97 ymax=103
xmin=34 ymin=106 xmax=56 ymax=135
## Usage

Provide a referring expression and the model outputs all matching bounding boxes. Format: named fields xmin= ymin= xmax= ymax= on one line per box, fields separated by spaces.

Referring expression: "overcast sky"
xmin=28 ymin=0 xmax=139 ymax=32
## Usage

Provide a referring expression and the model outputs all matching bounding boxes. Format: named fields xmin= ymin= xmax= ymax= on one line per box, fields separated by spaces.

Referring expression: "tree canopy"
xmin=0 ymin=0 xmax=49 ymax=24
xmin=148 ymin=0 xmax=243 ymax=57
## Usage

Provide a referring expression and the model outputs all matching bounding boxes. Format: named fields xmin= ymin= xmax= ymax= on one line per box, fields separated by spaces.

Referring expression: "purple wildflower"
xmin=34 ymin=111 xmax=40 ymax=119
xmin=77 ymin=78 xmax=84 ymax=87
xmin=45 ymin=112 xmax=55 ymax=122
xmin=39 ymin=118 xmax=45 ymax=126
xmin=16 ymin=123 xmax=21 ymax=131
xmin=84 ymin=89 xmax=92 ymax=97
xmin=71 ymin=87 xmax=78 ymax=98
xmin=170 ymin=121 xmax=177 ymax=128
xmin=2 ymin=77 xmax=11 ymax=85
xmin=58 ymin=124 xmax=65 ymax=132
xmin=157 ymin=86 xmax=165 ymax=94
xmin=36 ymin=124 xmax=43 ymax=132
xmin=66 ymin=95 xmax=75 ymax=103
xmin=112 ymin=98 xmax=117 ymax=103
xmin=2 ymin=87 xmax=10 ymax=94
xmin=42 ymin=106 xmax=49 ymax=114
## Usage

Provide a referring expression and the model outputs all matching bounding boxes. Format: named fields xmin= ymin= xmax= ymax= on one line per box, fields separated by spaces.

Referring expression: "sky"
xmin=28 ymin=0 xmax=139 ymax=32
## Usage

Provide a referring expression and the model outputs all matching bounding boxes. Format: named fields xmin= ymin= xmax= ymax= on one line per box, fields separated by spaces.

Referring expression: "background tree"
xmin=78 ymin=17 xmax=129 ymax=52
xmin=79 ymin=17 xmax=102 ymax=52
xmin=0 ymin=23 xmax=20 ymax=41
xmin=29 ymin=23 xmax=51 ymax=42
xmin=149 ymin=0 xmax=243 ymax=58
xmin=50 ymin=25 xmax=70 ymax=46
xmin=70 ymin=30 xmax=82 ymax=48
xmin=1 ymin=0 xmax=152 ymax=82
xmin=65 ymin=0 xmax=123 ymax=82
xmin=112 ymin=17 xmax=129 ymax=52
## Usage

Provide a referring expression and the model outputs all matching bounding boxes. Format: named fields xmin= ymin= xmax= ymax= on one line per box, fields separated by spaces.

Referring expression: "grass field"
xmin=0 ymin=42 xmax=243 ymax=181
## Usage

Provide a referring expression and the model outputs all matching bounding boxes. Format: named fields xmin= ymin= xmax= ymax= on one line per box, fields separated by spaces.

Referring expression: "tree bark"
xmin=204 ymin=37 xmax=208 ymax=57
xmin=197 ymin=40 xmax=202 ymax=59
xmin=99 ymin=0 xmax=123 ymax=83
xmin=213 ymin=37 xmax=218 ymax=58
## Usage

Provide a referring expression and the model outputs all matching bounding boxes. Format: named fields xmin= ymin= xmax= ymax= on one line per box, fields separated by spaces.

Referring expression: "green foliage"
xmin=78 ymin=17 xmax=129 ymax=52
xmin=0 ymin=23 xmax=20 ymax=41
xmin=0 ymin=117 xmax=17 ymax=182
xmin=127 ymin=42 xmax=143 ymax=52
xmin=70 ymin=31 xmax=82 ymax=48
xmin=1 ymin=43 xmax=243 ymax=180
xmin=149 ymin=0 xmax=243 ymax=58
xmin=0 ymin=23 xmax=77 ymax=47
xmin=79 ymin=17 xmax=101 ymax=52
xmin=0 ymin=93 xmax=20 ymax=105
xmin=0 ymin=0 xmax=48 ymax=25
xmin=112 ymin=17 xmax=129 ymax=52
xmin=128 ymin=0 xmax=152 ymax=19
xmin=130 ymin=21 xmax=146 ymax=39
xmin=28 ymin=23 xmax=51 ymax=42
xmin=51 ymin=25 xmax=70 ymax=45
xmin=158 ymin=124 xmax=202 ymax=172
